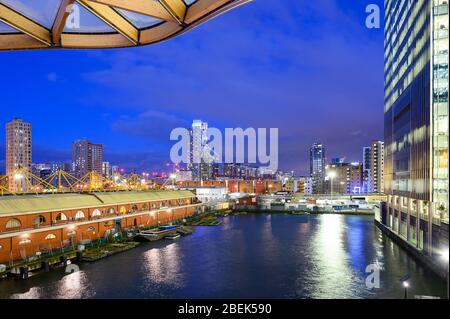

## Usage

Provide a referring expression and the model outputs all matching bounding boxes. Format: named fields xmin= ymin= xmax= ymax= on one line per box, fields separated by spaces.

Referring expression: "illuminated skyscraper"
xmin=5 ymin=118 xmax=32 ymax=192
xmin=310 ymin=143 xmax=325 ymax=194
xmin=363 ymin=141 xmax=385 ymax=194
xmin=371 ymin=140 xmax=384 ymax=193
xmin=72 ymin=140 xmax=103 ymax=178
xmin=363 ymin=146 xmax=372 ymax=193
xmin=383 ymin=0 xmax=448 ymax=257
xmin=190 ymin=120 xmax=213 ymax=181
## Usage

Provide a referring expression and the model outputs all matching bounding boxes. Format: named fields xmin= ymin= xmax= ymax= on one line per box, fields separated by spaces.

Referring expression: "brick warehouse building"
xmin=176 ymin=180 xmax=283 ymax=194
xmin=0 ymin=190 xmax=200 ymax=264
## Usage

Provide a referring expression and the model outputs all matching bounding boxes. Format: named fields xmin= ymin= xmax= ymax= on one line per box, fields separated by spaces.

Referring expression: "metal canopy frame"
xmin=0 ymin=0 xmax=250 ymax=50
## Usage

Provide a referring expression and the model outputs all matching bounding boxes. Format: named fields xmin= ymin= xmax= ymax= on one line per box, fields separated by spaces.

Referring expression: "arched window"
xmin=32 ymin=215 xmax=46 ymax=226
xmin=107 ymin=208 xmax=116 ymax=215
xmin=6 ymin=218 xmax=22 ymax=229
xmin=86 ymin=226 xmax=95 ymax=232
xmin=19 ymin=238 xmax=31 ymax=245
xmin=56 ymin=213 xmax=67 ymax=221
xmin=119 ymin=206 xmax=127 ymax=214
xmin=141 ymin=203 xmax=149 ymax=211
xmin=75 ymin=211 xmax=85 ymax=220
xmin=92 ymin=209 xmax=102 ymax=217
xmin=131 ymin=204 xmax=138 ymax=212
xmin=67 ymin=230 xmax=76 ymax=236
xmin=45 ymin=234 xmax=56 ymax=240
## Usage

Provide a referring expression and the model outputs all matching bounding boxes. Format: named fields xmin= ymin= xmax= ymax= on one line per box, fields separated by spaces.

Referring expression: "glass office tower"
xmin=384 ymin=0 xmax=448 ymax=257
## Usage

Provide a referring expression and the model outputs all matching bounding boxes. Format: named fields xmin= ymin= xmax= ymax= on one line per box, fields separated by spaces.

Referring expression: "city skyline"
xmin=0 ymin=0 xmax=384 ymax=175
xmin=0 ymin=117 xmax=380 ymax=180
xmin=0 ymin=0 xmax=447 ymax=302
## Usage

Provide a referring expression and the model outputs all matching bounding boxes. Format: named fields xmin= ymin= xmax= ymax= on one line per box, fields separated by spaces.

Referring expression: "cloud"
xmin=0 ymin=0 xmax=385 ymax=174
xmin=111 ymin=110 xmax=189 ymax=142
xmin=103 ymin=149 xmax=170 ymax=173
xmin=46 ymin=72 xmax=59 ymax=82
xmin=77 ymin=0 xmax=384 ymax=173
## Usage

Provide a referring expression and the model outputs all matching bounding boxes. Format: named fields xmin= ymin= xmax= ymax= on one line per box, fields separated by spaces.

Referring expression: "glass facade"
xmin=431 ymin=0 xmax=449 ymax=223
xmin=384 ymin=0 xmax=449 ymax=257
xmin=310 ymin=143 xmax=325 ymax=194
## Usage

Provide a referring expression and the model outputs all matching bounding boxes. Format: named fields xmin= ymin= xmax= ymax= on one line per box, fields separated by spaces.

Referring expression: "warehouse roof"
xmin=0 ymin=190 xmax=195 ymax=215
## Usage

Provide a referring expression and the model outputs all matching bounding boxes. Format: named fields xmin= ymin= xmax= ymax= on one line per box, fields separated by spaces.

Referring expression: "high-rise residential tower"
xmin=72 ymin=140 xmax=103 ymax=178
xmin=371 ymin=140 xmax=384 ymax=193
xmin=383 ymin=0 xmax=448 ymax=259
xmin=189 ymin=120 xmax=214 ymax=181
xmin=310 ymin=143 xmax=325 ymax=194
xmin=5 ymin=118 xmax=32 ymax=192
xmin=363 ymin=141 xmax=385 ymax=194
xmin=363 ymin=146 xmax=372 ymax=193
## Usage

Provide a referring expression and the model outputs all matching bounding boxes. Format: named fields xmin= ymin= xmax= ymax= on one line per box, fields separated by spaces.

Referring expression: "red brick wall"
xmin=0 ymin=202 xmax=198 ymax=264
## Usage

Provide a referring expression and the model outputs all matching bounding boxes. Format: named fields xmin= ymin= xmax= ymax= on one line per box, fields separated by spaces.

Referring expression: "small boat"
xmin=165 ymin=234 xmax=181 ymax=240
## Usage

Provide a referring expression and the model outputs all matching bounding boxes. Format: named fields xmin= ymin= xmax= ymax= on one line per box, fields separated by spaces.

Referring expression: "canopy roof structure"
xmin=0 ymin=0 xmax=249 ymax=50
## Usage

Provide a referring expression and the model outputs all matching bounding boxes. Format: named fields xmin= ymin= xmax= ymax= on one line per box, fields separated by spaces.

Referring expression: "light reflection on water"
xmin=0 ymin=214 xmax=446 ymax=299
xmin=310 ymin=215 xmax=356 ymax=298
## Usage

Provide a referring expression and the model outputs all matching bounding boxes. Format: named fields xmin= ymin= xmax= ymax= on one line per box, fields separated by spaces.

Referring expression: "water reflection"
xmin=11 ymin=287 xmax=43 ymax=299
xmin=0 ymin=214 xmax=446 ymax=299
xmin=55 ymin=271 xmax=94 ymax=299
xmin=141 ymin=243 xmax=184 ymax=293
xmin=311 ymin=215 xmax=362 ymax=298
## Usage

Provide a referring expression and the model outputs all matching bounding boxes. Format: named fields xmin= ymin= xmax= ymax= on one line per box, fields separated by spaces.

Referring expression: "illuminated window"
xmin=19 ymin=238 xmax=31 ymax=245
xmin=56 ymin=213 xmax=67 ymax=221
xmin=5 ymin=218 xmax=21 ymax=229
xmin=32 ymin=215 xmax=46 ymax=225
xmin=67 ymin=230 xmax=76 ymax=236
xmin=86 ymin=226 xmax=95 ymax=232
xmin=92 ymin=209 xmax=102 ymax=217
xmin=75 ymin=211 xmax=85 ymax=220
xmin=45 ymin=234 xmax=56 ymax=240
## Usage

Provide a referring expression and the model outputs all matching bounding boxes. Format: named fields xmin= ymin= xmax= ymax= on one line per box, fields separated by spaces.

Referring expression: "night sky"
xmin=0 ymin=0 xmax=384 ymax=175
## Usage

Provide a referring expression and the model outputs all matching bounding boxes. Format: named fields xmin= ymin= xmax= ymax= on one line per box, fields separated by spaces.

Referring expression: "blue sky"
xmin=0 ymin=0 xmax=384 ymax=175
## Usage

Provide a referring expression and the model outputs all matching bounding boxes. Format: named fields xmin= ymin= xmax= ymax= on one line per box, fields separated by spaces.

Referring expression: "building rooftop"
xmin=0 ymin=0 xmax=249 ymax=51
xmin=0 ymin=190 xmax=195 ymax=215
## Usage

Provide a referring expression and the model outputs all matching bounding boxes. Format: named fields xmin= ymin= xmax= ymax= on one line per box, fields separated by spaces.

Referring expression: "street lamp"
xmin=402 ymin=281 xmax=409 ymax=299
xmin=14 ymin=172 xmax=24 ymax=193
xmin=169 ymin=174 xmax=177 ymax=188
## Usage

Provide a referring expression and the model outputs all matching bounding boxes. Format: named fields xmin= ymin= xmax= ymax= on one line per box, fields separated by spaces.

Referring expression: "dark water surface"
xmin=0 ymin=214 xmax=446 ymax=299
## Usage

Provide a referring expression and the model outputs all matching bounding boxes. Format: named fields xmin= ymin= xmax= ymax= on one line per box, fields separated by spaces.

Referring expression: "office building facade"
xmin=383 ymin=0 xmax=448 ymax=258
